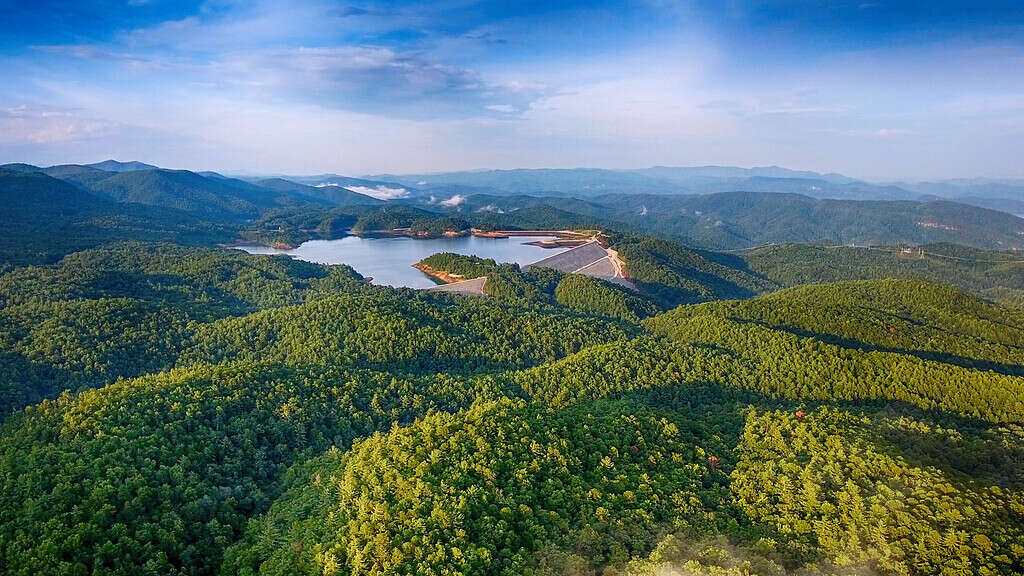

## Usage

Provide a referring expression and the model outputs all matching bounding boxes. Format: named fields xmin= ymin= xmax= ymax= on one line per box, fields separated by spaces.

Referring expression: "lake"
xmin=235 ymin=235 xmax=570 ymax=289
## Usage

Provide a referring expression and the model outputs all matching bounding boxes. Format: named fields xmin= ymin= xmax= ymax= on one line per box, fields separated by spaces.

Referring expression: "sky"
xmin=0 ymin=0 xmax=1022 ymax=180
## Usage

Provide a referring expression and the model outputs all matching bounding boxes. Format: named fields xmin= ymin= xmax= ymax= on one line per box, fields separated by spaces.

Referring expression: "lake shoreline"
xmin=233 ymin=233 xmax=572 ymax=289
xmin=234 ymin=229 xmax=590 ymax=252
xmin=411 ymin=262 xmax=463 ymax=284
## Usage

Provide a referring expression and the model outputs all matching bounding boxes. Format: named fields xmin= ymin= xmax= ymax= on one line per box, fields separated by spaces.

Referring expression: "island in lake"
xmin=235 ymin=233 xmax=574 ymax=289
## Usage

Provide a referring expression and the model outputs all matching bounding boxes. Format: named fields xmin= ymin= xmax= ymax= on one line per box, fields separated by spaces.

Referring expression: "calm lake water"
xmin=235 ymin=235 xmax=570 ymax=289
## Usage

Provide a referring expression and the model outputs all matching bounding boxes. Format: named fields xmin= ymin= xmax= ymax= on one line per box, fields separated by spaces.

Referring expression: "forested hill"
xmin=415 ymin=237 xmax=772 ymax=312
xmin=0 ymin=162 xmax=385 ymax=222
xmin=364 ymin=166 xmax=911 ymax=199
xmin=62 ymin=168 xmax=321 ymax=220
xmin=419 ymin=190 xmax=1024 ymax=251
xmin=586 ymin=192 xmax=1024 ymax=250
xmin=253 ymin=178 xmax=383 ymax=207
xmin=1 ymin=237 xmax=1023 ymax=575
xmin=0 ymin=169 xmax=234 ymax=266
xmin=743 ymin=242 xmax=1024 ymax=304
xmin=3 ymin=160 xmax=1024 ymax=575
xmin=4 ymin=161 xmax=1024 ymax=259
xmin=0 ymin=165 xmax=381 ymax=265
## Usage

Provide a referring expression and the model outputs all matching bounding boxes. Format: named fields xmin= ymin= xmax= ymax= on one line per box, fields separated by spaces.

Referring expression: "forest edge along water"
xmin=234 ymin=233 xmax=574 ymax=289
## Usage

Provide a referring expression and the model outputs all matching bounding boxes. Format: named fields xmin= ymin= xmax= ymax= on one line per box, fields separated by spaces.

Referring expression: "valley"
xmin=1 ymin=160 xmax=1023 ymax=576
xmin=4 ymin=3 xmax=1023 ymax=574
xmin=3 ymin=3 xmax=1022 ymax=573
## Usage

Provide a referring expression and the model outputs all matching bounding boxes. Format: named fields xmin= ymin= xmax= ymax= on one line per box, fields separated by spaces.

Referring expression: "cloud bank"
xmin=0 ymin=0 xmax=1021 ymax=179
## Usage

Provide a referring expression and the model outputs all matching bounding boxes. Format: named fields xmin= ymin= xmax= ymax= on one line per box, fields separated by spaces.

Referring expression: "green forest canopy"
xmin=0 ymin=228 xmax=1023 ymax=576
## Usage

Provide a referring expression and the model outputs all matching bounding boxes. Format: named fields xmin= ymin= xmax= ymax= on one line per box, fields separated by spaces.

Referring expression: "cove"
xmin=235 ymin=235 xmax=570 ymax=289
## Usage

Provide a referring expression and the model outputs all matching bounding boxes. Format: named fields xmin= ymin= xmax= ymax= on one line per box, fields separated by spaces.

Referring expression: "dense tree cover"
xmin=742 ymin=243 xmax=1024 ymax=304
xmin=511 ymin=334 xmax=1024 ymax=574
xmin=593 ymin=192 xmax=1024 ymax=251
xmin=0 ymin=363 xmax=501 ymax=576
xmin=409 ymin=217 xmax=471 ymax=236
xmin=416 ymin=253 xmax=565 ymax=302
xmin=417 ymin=252 xmax=663 ymax=317
xmin=0 ymin=242 xmax=366 ymax=314
xmin=350 ymin=206 xmax=439 ymax=232
xmin=554 ymin=274 xmax=659 ymax=322
xmin=251 ymin=179 xmax=383 ymax=208
xmin=471 ymin=205 xmax=613 ymax=232
xmin=508 ymin=336 xmax=737 ymax=408
xmin=351 ymin=212 xmax=469 ymax=238
xmin=0 ymin=258 xmax=640 ymax=575
xmin=240 ymin=207 xmax=362 ymax=248
xmin=55 ymin=168 xmax=329 ymax=222
xmin=731 ymin=408 xmax=1024 ymax=575
xmin=643 ymin=309 xmax=1024 ymax=424
xmin=0 ymin=298 xmax=189 ymax=414
xmin=411 ymin=252 xmax=568 ymax=310
xmin=667 ymin=279 xmax=1024 ymax=373
xmin=609 ymin=235 xmax=774 ymax=307
xmin=621 ymin=535 xmax=793 ymax=576
xmin=2 ymin=232 xmax=1024 ymax=576
xmin=497 ymin=279 xmax=1024 ymax=424
xmin=424 ymin=190 xmax=1024 ymax=251
xmin=0 ymin=170 xmax=235 ymax=266
xmin=509 ymin=328 xmax=1024 ymax=424
xmin=418 ymin=253 xmax=503 ymax=282
xmin=0 ymin=243 xmax=370 ymax=414
xmin=221 ymin=398 xmax=733 ymax=576
xmin=182 ymin=293 xmax=637 ymax=374
xmin=225 ymin=400 xmax=1024 ymax=576
xmin=0 ymin=243 xmax=638 ymax=417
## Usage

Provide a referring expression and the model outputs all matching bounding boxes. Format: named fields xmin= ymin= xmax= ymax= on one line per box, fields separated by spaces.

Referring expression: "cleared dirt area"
xmin=522 ymin=241 xmax=609 ymax=273
xmin=413 ymin=262 xmax=467 ymax=283
xmin=420 ymin=236 xmax=635 ymax=295
xmin=425 ymin=276 xmax=488 ymax=296
xmin=522 ymin=241 xmax=634 ymax=287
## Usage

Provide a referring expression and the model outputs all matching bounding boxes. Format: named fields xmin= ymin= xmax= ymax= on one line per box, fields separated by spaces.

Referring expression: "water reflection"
xmin=235 ymin=235 xmax=569 ymax=288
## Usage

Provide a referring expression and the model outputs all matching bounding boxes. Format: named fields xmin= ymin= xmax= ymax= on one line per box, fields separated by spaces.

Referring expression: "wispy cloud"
xmin=340 ymin=184 xmax=410 ymax=200
xmin=485 ymin=104 xmax=518 ymax=113
xmin=1 ymin=0 xmax=1022 ymax=179
xmin=206 ymin=45 xmax=506 ymax=116
xmin=32 ymin=38 xmax=546 ymax=119
xmin=440 ymin=194 xmax=465 ymax=206
xmin=0 ymin=105 xmax=120 ymax=144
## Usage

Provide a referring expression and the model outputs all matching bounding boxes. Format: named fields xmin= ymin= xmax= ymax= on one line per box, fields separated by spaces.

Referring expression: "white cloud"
xmin=345 ymin=185 xmax=410 ymax=200
xmin=874 ymin=128 xmax=913 ymax=138
xmin=0 ymin=105 xmax=121 ymax=144
xmin=486 ymin=104 xmax=517 ymax=113
xmin=440 ymin=194 xmax=465 ymax=207
xmin=7 ymin=10 xmax=1024 ymax=180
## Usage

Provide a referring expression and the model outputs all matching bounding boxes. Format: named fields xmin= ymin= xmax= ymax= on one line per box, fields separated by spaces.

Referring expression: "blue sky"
xmin=0 ymin=0 xmax=1021 ymax=179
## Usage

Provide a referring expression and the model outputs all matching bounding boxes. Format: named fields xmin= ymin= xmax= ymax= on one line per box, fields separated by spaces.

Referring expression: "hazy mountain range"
xmin=3 ymin=160 xmax=1023 ymax=265
xmin=364 ymin=165 xmax=1023 ymax=205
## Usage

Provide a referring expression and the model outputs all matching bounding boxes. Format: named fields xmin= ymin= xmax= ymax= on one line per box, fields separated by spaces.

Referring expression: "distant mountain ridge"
xmin=0 ymin=168 xmax=232 ymax=265
xmin=363 ymin=165 xmax=1024 ymax=207
xmin=0 ymin=161 xmax=383 ymax=221
xmin=2 ymin=159 xmax=1022 ymax=258
xmin=430 ymin=190 xmax=1024 ymax=251
xmin=254 ymin=178 xmax=384 ymax=206
xmin=86 ymin=159 xmax=160 ymax=172
xmin=8 ymin=159 xmax=1021 ymax=206
xmin=631 ymin=165 xmax=861 ymax=184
